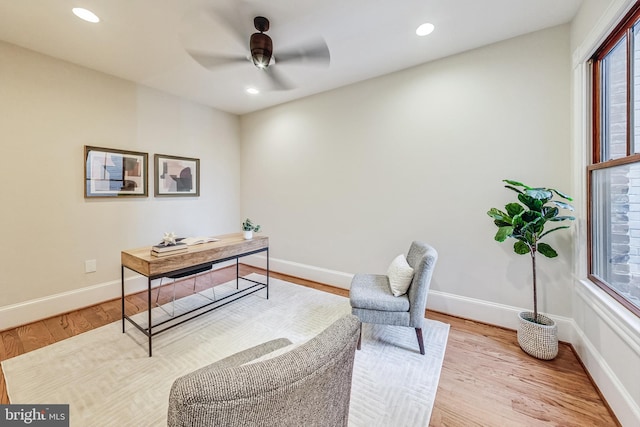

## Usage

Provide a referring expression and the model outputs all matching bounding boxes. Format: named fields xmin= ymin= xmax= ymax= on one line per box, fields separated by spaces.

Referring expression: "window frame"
xmin=589 ymin=2 xmax=640 ymax=317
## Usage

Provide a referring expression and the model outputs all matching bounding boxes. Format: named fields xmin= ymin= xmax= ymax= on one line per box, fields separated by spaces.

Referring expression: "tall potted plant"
xmin=487 ymin=179 xmax=575 ymax=360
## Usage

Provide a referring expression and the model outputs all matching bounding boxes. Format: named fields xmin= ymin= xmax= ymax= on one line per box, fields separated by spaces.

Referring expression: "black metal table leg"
xmin=148 ymin=276 xmax=152 ymax=357
xmin=121 ymin=265 xmax=125 ymax=333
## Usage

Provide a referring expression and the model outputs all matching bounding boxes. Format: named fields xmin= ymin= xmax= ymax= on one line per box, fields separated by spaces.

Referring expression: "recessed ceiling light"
xmin=72 ymin=8 xmax=100 ymax=23
xmin=416 ymin=23 xmax=435 ymax=37
xmin=246 ymin=87 xmax=260 ymax=95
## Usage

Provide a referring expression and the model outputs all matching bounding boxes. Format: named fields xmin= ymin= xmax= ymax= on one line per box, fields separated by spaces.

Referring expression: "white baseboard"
xmin=571 ymin=318 xmax=640 ymax=426
xmin=572 ymin=280 xmax=640 ymax=426
xmin=0 ymin=276 xmax=159 ymax=331
xmin=426 ymin=290 xmax=575 ymax=341
xmin=0 ymin=262 xmax=233 ymax=331
xmin=245 ymin=255 xmax=578 ymax=335
xmin=1 ymin=279 xmax=123 ymax=331
xmin=241 ymin=254 xmax=354 ymax=289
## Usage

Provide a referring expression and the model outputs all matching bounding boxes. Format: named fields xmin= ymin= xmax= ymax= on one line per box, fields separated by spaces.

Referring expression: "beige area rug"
xmin=3 ymin=275 xmax=449 ymax=427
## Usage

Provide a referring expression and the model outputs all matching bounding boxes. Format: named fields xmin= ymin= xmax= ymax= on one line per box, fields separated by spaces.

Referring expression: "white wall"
xmin=0 ymin=41 xmax=241 ymax=328
xmin=241 ymin=25 xmax=574 ymax=324
xmin=570 ymin=1 xmax=640 ymax=425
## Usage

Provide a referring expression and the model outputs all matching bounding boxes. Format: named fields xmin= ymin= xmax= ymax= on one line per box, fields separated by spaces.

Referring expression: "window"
xmin=590 ymin=2 xmax=640 ymax=316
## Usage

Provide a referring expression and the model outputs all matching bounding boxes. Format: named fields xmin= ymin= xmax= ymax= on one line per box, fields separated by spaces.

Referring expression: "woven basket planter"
xmin=517 ymin=311 xmax=558 ymax=360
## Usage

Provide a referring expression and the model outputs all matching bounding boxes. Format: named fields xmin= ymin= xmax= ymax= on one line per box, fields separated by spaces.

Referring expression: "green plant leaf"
xmin=525 ymin=223 xmax=544 ymax=237
xmin=521 ymin=227 xmax=536 ymax=243
xmin=512 ymin=213 xmax=525 ymax=228
xmin=552 ymin=200 xmax=575 ymax=211
xmin=550 ymin=188 xmax=573 ymax=201
xmin=542 ymin=206 xmax=559 ymax=219
xmin=494 ymin=219 xmax=512 ymax=227
xmin=538 ymin=242 xmax=558 ymax=258
xmin=521 ymin=210 xmax=543 ymax=223
xmin=514 ymin=241 xmax=530 ymax=254
xmin=518 ymin=193 xmax=544 ymax=211
xmin=503 ymin=179 xmax=529 ymax=189
xmin=487 ymin=208 xmax=511 ymax=222
xmin=525 ymin=188 xmax=552 ymax=201
xmin=504 ymin=185 xmax=524 ymax=195
xmin=505 ymin=203 xmax=524 ymax=217
xmin=495 ymin=226 xmax=513 ymax=242
xmin=549 ymin=215 xmax=575 ymax=222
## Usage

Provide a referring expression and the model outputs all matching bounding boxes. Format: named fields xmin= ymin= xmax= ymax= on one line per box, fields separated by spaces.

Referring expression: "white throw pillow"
xmin=387 ymin=254 xmax=414 ymax=297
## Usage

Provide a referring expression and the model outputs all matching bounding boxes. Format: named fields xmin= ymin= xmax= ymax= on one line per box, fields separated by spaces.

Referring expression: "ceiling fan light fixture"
xmin=72 ymin=7 xmax=100 ymax=23
xmin=250 ymin=32 xmax=273 ymax=68
xmin=416 ymin=22 xmax=435 ymax=36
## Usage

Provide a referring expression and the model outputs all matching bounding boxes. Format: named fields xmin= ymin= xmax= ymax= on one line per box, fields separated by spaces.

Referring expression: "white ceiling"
xmin=0 ymin=0 xmax=582 ymax=115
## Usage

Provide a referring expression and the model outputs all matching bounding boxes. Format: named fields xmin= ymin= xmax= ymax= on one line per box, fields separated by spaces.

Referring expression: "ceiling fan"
xmin=186 ymin=14 xmax=330 ymax=91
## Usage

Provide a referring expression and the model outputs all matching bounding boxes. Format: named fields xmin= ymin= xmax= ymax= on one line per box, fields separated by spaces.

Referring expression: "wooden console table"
xmin=121 ymin=233 xmax=269 ymax=356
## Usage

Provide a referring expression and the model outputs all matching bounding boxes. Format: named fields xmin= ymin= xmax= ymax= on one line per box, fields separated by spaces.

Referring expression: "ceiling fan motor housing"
xmin=250 ymin=32 xmax=273 ymax=68
xmin=250 ymin=16 xmax=273 ymax=68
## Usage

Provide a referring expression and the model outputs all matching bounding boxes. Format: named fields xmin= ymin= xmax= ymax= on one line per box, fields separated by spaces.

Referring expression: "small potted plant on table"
xmin=242 ymin=218 xmax=261 ymax=240
xmin=487 ymin=179 xmax=575 ymax=360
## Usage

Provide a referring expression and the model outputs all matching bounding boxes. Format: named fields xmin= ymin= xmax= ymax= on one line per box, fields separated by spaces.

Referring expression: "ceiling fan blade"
xmin=275 ymin=38 xmax=330 ymax=66
xmin=206 ymin=4 xmax=253 ymax=48
xmin=264 ymin=67 xmax=295 ymax=91
xmin=187 ymin=50 xmax=247 ymax=70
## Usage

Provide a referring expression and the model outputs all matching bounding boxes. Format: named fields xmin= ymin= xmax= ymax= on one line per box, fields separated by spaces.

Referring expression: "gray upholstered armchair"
xmin=167 ymin=314 xmax=361 ymax=427
xmin=349 ymin=241 xmax=438 ymax=355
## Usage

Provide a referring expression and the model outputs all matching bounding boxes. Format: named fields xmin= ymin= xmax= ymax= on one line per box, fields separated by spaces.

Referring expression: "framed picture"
xmin=154 ymin=154 xmax=200 ymax=197
xmin=84 ymin=146 xmax=148 ymax=198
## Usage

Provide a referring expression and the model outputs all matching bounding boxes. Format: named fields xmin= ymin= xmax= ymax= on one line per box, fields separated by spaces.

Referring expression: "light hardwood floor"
xmin=0 ymin=266 xmax=620 ymax=426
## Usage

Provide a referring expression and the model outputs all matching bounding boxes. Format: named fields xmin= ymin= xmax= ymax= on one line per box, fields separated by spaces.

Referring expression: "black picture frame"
xmin=154 ymin=154 xmax=200 ymax=197
xmin=84 ymin=145 xmax=148 ymax=198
